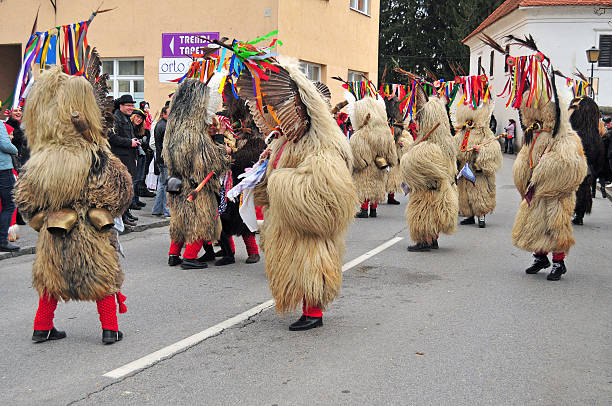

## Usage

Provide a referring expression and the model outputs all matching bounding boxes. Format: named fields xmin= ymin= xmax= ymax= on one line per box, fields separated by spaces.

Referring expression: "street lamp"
xmin=586 ymin=46 xmax=600 ymax=98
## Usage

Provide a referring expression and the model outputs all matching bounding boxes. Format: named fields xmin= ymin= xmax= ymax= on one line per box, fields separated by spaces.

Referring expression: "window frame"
xmin=101 ymin=58 xmax=145 ymax=102
xmin=299 ymin=60 xmax=322 ymax=82
xmin=350 ymin=0 xmax=370 ymax=16
xmin=598 ymin=34 xmax=612 ymax=68
xmin=347 ymin=69 xmax=368 ymax=82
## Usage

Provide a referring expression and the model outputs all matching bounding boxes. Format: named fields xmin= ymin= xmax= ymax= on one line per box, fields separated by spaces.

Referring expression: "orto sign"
xmin=159 ymin=58 xmax=190 ymax=83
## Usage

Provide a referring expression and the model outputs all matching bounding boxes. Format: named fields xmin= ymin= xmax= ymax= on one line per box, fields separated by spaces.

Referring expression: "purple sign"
xmin=161 ymin=32 xmax=220 ymax=58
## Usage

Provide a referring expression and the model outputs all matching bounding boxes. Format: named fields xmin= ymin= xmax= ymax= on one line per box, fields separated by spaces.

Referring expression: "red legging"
xmin=360 ymin=200 xmax=378 ymax=210
xmin=242 ymin=233 xmax=259 ymax=256
xmin=535 ymin=251 xmax=566 ymax=261
xmin=302 ymin=300 xmax=323 ymax=317
xmin=169 ymin=240 xmax=204 ymax=259
xmin=34 ymin=291 xmax=120 ymax=332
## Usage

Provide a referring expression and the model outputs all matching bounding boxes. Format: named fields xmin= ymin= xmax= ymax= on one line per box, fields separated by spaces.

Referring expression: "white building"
xmin=463 ymin=0 xmax=612 ymax=147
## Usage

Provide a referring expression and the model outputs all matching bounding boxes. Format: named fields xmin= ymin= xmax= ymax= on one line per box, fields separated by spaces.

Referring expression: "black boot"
xmin=102 ymin=329 xmax=123 ymax=344
xmin=369 ymin=208 xmax=377 ymax=218
xmin=126 ymin=210 xmax=138 ymax=221
xmin=460 ymin=216 xmax=475 ymax=225
xmin=0 ymin=241 xmax=20 ymax=252
xmin=407 ymin=241 xmax=431 ymax=252
xmin=572 ymin=215 xmax=583 ymax=226
xmin=387 ymin=195 xmax=400 ymax=205
xmin=478 ymin=216 xmax=486 ymax=228
xmin=32 ymin=327 xmax=66 ymax=342
xmin=547 ymin=260 xmax=567 ymax=281
xmin=355 ymin=208 xmax=368 ymax=218
xmin=215 ymin=256 xmax=236 ymax=266
xmin=122 ymin=214 xmax=136 ymax=227
xmin=168 ymin=255 xmax=182 ymax=266
xmin=198 ymin=244 xmax=216 ymax=262
xmin=289 ymin=315 xmax=323 ymax=331
xmin=525 ymin=254 xmax=551 ymax=274
xmin=430 ymin=239 xmax=438 ymax=249
xmin=246 ymin=254 xmax=260 ymax=264
xmin=181 ymin=258 xmax=208 ymax=269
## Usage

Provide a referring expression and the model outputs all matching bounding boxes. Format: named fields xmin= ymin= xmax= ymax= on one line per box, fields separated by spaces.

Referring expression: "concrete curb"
xmin=0 ymin=218 xmax=170 ymax=262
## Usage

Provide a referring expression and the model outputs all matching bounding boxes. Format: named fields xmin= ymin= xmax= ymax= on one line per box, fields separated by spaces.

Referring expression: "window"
xmin=101 ymin=59 xmax=145 ymax=103
xmin=350 ymin=0 xmax=370 ymax=15
xmin=477 ymin=56 xmax=483 ymax=75
xmin=489 ymin=51 xmax=494 ymax=77
xmin=598 ymin=35 xmax=612 ymax=68
xmin=299 ymin=61 xmax=322 ymax=82
xmin=348 ymin=70 xmax=368 ymax=82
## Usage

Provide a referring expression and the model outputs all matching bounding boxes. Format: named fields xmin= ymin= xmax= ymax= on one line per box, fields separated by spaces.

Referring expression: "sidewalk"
xmin=0 ymin=196 xmax=169 ymax=261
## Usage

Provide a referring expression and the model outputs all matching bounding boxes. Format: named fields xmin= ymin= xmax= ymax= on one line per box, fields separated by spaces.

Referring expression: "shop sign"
xmin=159 ymin=58 xmax=191 ymax=83
xmin=161 ymin=32 xmax=219 ymax=58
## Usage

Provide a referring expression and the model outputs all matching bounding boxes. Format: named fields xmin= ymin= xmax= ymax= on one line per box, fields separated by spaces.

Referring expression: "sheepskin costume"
xmin=386 ymin=127 xmax=414 ymax=196
xmin=453 ymin=98 xmax=502 ymax=219
xmin=14 ymin=67 xmax=133 ymax=341
xmin=163 ymin=77 xmax=228 ymax=246
xmin=401 ymin=89 xmax=459 ymax=246
xmin=14 ymin=67 xmax=132 ymax=302
xmin=349 ymin=96 xmax=398 ymax=204
xmin=252 ymin=59 xmax=357 ymax=315
xmin=511 ymin=91 xmax=587 ymax=254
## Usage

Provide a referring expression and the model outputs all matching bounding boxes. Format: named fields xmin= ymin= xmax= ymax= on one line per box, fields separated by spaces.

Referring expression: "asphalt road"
xmin=1 ymin=154 xmax=610 ymax=406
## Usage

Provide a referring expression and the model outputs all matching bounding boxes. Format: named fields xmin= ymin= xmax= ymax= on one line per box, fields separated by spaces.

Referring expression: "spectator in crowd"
xmin=489 ymin=114 xmax=497 ymax=135
xmin=0 ymin=122 xmax=19 ymax=252
xmin=108 ymin=94 xmax=140 ymax=226
xmin=152 ymin=106 xmax=170 ymax=217
xmin=130 ymin=108 xmax=148 ymax=210
xmin=5 ymin=107 xmax=28 ymax=170
xmin=504 ymin=119 xmax=516 ymax=154
xmin=139 ymin=101 xmax=155 ymax=198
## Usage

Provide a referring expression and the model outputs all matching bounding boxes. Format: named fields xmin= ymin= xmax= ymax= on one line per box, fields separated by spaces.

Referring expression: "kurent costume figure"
xmin=14 ymin=66 xmax=133 ymax=344
xmin=484 ymin=35 xmax=587 ymax=280
xmin=401 ymin=86 xmax=459 ymax=251
xmin=453 ymin=77 xmax=502 ymax=228
xmin=568 ymin=96 xmax=606 ymax=225
xmin=384 ymin=97 xmax=413 ymax=205
xmin=163 ymin=77 xmax=228 ymax=270
xmin=349 ymin=95 xmax=398 ymax=218
xmin=234 ymin=57 xmax=356 ymax=331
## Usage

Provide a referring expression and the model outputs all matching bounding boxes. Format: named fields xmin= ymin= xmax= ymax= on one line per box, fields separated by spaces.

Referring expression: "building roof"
xmin=463 ymin=0 xmax=612 ymax=43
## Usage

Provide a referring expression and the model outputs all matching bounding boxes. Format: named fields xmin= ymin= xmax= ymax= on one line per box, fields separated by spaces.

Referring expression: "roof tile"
xmin=463 ymin=0 xmax=612 ymax=42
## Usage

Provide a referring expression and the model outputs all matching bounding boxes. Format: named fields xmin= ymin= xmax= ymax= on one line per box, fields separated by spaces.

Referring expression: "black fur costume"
xmin=569 ymin=97 xmax=605 ymax=220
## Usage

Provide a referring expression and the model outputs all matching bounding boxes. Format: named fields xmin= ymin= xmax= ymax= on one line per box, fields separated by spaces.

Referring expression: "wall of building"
xmin=278 ymin=0 xmax=380 ymax=105
xmin=465 ymin=5 xmax=611 ymax=149
xmin=0 ymin=0 xmax=379 ymax=114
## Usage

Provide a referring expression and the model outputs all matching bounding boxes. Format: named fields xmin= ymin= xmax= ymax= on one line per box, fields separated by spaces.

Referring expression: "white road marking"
xmin=103 ymin=236 xmax=404 ymax=379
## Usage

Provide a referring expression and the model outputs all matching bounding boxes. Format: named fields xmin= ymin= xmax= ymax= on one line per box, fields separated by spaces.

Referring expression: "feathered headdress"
xmin=482 ymin=33 xmax=561 ymax=137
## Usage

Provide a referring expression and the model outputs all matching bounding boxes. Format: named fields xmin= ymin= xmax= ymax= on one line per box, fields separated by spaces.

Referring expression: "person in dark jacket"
xmin=138 ymin=101 xmax=155 ymax=197
xmin=108 ymin=94 xmax=139 ymax=225
xmin=0 ymin=122 xmax=19 ymax=252
xmin=6 ymin=107 xmax=29 ymax=170
xmin=152 ymin=106 xmax=170 ymax=217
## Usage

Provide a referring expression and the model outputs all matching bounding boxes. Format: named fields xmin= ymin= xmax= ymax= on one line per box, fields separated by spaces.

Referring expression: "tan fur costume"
xmin=14 ymin=67 xmax=133 ymax=301
xmin=511 ymin=94 xmax=587 ymax=253
xmin=163 ymin=78 xmax=228 ymax=244
xmin=386 ymin=128 xmax=413 ymax=194
xmin=453 ymin=100 xmax=502 ymax=217
xmin=254 ymin=61 xmax=357 ymax=313
xmin=349 ymin=97 xmax=398 ymax=203
xmin=401 ymin=95 xmax=459 ymax=242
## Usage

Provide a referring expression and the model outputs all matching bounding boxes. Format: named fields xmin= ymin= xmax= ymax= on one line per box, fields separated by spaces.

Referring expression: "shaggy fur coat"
xmin=401 ymin=96 xmax=459 ymax=242
xmin=386 ymin=128 xmax=413 ymax=194
xmin=453 ymin=101 xmax=502 ymax=217
xmin=14 ymin=67 xmax=133 ymax=301
xmin=511 ymin=95 xmax=587 ymax=254
xmin=254 ymin=61 xmax=357 ymax=313
xmin=163 ymin=78 xmax=228 ymax=244
xmin=349 ymin=97 xmax=397 ymax=203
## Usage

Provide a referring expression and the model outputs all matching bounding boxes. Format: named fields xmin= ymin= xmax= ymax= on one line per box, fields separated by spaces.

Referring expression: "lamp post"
xmin=586 ymin=46 xmax=600 ymax=99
